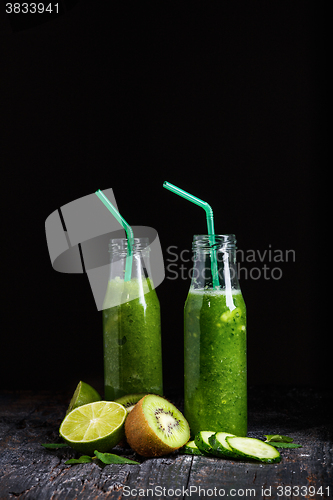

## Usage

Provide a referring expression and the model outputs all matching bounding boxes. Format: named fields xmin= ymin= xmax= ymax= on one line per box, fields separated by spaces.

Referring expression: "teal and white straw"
xmin=163 ymin=181 xmax=219 ymax=288
xmin=95 ymin=189 xmax=134 ymax=282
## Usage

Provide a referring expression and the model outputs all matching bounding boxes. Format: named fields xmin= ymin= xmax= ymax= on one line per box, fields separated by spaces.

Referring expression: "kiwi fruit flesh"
xmin=125 ymin=394 xmax=190 ymax=457
xmin=114 ymin=393 xmax=148 ymax=413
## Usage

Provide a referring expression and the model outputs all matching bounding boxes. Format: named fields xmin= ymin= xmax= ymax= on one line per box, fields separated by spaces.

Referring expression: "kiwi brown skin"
xmin=124 ymin=395 xmax=190 ymax=457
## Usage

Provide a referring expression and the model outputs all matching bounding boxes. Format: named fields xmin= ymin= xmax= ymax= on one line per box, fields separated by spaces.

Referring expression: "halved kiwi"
xmin=124 ymin=394 xmax=190 ymax=457
xmin=114 ymin=393 xmax=148 ymax=413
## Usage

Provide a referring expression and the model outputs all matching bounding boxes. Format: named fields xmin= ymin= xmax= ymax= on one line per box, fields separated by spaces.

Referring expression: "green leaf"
xmin=264 ymin=434 xmax=294 ymax=443
xmin=42 ymin=443 xmax=69 ymax=449
xmin=266 ymin=442 xmax=302 ymax=449
xmin=94 ymin=450 xmax=139 ymax=465
xmin=65 ymin=456 xmax=93 ymax=464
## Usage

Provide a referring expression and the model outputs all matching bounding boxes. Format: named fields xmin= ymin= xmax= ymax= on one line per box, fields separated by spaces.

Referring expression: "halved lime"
xmin=66 ymin=381 xmax=101 ymax=415
xmin=60 ymin=401 xmax=127 ymax=455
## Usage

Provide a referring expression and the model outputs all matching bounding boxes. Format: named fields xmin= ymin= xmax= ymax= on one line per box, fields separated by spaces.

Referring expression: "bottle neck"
xmin=191 ymin=234 xmax=240 ymax=290
xmin=108 ymin=238 xmax=151 ymax=281
xmin=109 ymin=237 xmax=150 ymax=256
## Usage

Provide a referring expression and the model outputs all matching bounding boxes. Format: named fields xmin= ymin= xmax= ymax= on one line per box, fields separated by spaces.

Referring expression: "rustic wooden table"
xmin=0 ymin=387 xmax=331 ymax=499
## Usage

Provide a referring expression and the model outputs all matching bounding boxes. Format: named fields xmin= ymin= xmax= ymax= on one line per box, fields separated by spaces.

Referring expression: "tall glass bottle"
xmin=103 ymin=237 xmax=163 ymax=400
xmin=184 ymin=234 xmax=247 ymax=437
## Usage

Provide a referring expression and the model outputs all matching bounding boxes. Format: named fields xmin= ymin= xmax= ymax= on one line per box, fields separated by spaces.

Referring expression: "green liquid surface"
xmin=103 ymin=277 xmax=163 ymax=400
xmin=184 ymin=288 xmax=247 ymax=437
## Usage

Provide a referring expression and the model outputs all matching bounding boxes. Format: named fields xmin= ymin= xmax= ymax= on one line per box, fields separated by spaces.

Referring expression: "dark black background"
xmin=1 ymin=1 xmax=327 ymax=396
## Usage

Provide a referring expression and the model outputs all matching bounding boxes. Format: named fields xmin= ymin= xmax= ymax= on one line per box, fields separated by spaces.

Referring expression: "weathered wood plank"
xmin=184 ymin=387 xmax=332 ymax=500
xmin=19 ymin=461 xmax=131 ymax=500
xmin=122 ymin=454 xmax=193 ymax=499
xmin=186 ymin=441 xmax=332 ymax=499
xmin=0 ymin=388 xmax=331 ymax=499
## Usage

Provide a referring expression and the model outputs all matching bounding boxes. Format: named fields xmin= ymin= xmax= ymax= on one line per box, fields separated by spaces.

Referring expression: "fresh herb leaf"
xmin=42 ymin=443 xmax=69 ymax=449
xmin=264 ymin=434 xmax=294 ymax=443
xmin=264 ymin=434 xmax=301 ymax=448
xmin=94 ymin=450 xmax=139 ymax=465
xmin=266 ymin=442 xmax=302 ymax=449
xmin=65 ymin=456 xmax=93 ymax=464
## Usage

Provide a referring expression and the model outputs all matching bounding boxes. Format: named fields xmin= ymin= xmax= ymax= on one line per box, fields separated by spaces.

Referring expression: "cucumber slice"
xmin=209 ymin=432 xmax=238 ymax=458
xmin=180 ymin=440 xmax=204 ymax=456
xmin=194 ymin=431 xmax=215 ymax=455
xmin=226 ymin=437 xmax=281 ymax=463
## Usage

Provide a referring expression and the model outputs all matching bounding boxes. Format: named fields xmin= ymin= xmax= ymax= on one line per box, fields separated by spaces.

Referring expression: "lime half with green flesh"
xmin=66 ymin=381 xmax=101 ymax=415
xmin=60 ymin=401 xmax=127 ymax=455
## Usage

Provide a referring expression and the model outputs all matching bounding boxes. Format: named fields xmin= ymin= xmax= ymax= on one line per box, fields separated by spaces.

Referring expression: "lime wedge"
xmin=60 ymin=401 xmax=127 ymax=455
xmin=66 ymin=381 xmax=101 ymax=415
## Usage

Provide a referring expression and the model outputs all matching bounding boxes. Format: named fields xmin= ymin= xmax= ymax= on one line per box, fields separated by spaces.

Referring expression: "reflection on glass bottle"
xmin=184 ymin=234 xmax=247 ymax=437
xmin=103 ymin=238 xmax=163 ymax=400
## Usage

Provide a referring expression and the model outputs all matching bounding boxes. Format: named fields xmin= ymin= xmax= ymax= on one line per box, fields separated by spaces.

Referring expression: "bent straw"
xmin=163 ymin=181 xmax=219 ymax=288
xmin=95 ymin=190 xmax=134 ymax=281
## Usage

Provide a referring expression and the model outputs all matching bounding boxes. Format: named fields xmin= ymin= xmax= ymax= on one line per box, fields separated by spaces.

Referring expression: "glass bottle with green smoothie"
xmin=103 ymin=238 xmax=163 ymax=400
xmin=184 ymin=234 xmax=247 ymax=437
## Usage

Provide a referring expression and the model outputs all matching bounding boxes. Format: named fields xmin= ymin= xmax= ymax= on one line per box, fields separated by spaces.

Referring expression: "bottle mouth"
xmin=192 ymin=234 xmax=237 ymax=251
xmin=109 ymin=237 xmax=150 ymax=254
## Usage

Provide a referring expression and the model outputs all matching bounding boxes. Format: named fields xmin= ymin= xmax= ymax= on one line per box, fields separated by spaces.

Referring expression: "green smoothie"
xmin=103 ymin=276 xmax=163 ymax=400
xmin=184 ymin=287 xmax=247 ymax=437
